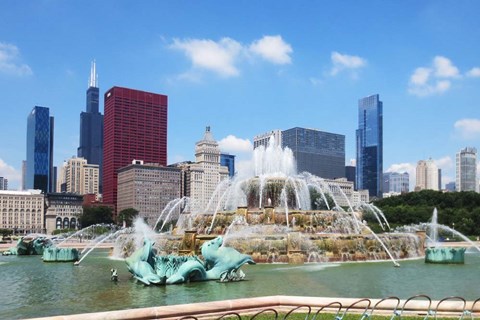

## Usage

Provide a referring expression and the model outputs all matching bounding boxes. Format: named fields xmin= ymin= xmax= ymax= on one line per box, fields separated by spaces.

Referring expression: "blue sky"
xmin=1 ymin=1 xmax=480 ymax=190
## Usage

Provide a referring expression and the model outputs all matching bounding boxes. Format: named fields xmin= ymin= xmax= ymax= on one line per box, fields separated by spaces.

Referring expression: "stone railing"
xmin=26 ymin=295 xmax=480 ymax=320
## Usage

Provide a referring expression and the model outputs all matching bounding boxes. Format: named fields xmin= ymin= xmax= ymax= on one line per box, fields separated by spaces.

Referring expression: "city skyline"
xmin=1 ymin=1 xmax=480 ymax=190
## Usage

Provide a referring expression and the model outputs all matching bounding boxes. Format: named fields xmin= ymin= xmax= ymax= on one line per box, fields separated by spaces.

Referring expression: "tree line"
xmin=372 ymin=190 xmax=480 ymax=237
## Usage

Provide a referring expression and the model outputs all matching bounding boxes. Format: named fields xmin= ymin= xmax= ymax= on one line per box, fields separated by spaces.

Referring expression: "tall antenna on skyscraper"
xmin=89 ymin=60 xmax=98 ymax=88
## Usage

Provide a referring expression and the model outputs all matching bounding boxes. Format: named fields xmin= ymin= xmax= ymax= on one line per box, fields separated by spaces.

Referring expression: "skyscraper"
xmin=26 ymin=106 xmax=54 ymax=193
xmin=415 ymin=159 xmax=439 ymax=191
xmin=59 ymin=157 xmax=99 ymax=195
xmin=383 ymin=172 xmax=409 ymax=194
xmin=78 ymin=61 xmax=104 ymax=191
xmin=356 ymin=94 xmax=383 ymax=198
xmin=282 ymin=127 xmax=345 ymax=179
xmin=456 ymin=147 xmax=478 ymax=192
xmin=253 ymin=130 xmax=282 ymax=149
xmin=103 ymin=86 xmax=168 ymax=210
xmin=0 ymin=177 xmax=8 ymax=190
xmin=220 ymin=153 xmax=236 ymax=177
xmin=186 ymin=127 xmax=229 ymax=212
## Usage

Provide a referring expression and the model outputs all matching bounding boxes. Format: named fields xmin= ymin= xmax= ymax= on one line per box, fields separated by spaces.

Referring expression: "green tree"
xmin=373 ymin=190 xmax=480 ymax=236
xmin=309 ymin=187 xmax=335 ymax=210
xmin=117 ymin=208 xmax=139 ymax=227
xmin=79 ymin=206 xmax=114 ymax=228
xmin=0 ymin=228 xmax=13 ymax=237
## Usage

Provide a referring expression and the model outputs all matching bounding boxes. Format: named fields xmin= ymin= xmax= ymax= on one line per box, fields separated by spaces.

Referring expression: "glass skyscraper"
xmin=282 ymin=127 xmax=345 ymax=179
xmin=456 ymin=147 xmax=478 ymax=192
xmin=78 ymin=61 xmax=104 ymax=191
xmin=26 ymin=106 xmax=54 ymax=193
xmin=356 ymin=94 xmax=383 ymax=198
xmin=220 ymin=153 xmax=236 ymax=177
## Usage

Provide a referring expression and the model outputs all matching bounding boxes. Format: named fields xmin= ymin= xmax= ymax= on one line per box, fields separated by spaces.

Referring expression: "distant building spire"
xmin=203 ymin=126 xmax=214 ymax=141
xmin=89 ymin=60 xmax=98 ymax=88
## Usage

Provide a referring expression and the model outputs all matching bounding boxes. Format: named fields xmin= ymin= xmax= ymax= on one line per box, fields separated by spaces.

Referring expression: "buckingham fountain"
xmin=114 ymin=138 xmax=424 ymax=270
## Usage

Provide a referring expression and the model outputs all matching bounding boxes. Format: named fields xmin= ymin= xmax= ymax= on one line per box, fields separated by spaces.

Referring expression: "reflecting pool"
xmin=1 ymin=250 xmax=479 ymax=319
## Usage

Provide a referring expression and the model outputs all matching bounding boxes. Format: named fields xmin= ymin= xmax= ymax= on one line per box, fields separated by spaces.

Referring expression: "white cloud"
xmin=170 ymin=35 xmax=293 ymax=79
xmin=433 ymin=56 xmax=460 ymax=78
xmin=410 ymin=67 xmax=431 ymax=86
xmin=170 ymin=37 xmax=242 ymax=77
xmin=218 ymin=135 xmax=254 ymax=179
xmin=454 ymin=118 xmax=480 ymax=139
xmin=218 ymin=135 xmax=253 ymax=154
xmin=408 ymin=56 xmax=461 ymax=97
xmin=0 ymin=158 xmax=21 ymax=189
xmin=0 ymin=42 xmax=32 ymax=76
xmin=466 ymin=67 xmax=480 ymax=78
xmin=330 ymin=51 xmax=367 ymax=76
xmin=249 ymin=35 xmax=292 ymax=65
xmin=386 ymin=162 xmax=415 ymax=175
xmin=435 ymin=156 xmax=454 ymax=170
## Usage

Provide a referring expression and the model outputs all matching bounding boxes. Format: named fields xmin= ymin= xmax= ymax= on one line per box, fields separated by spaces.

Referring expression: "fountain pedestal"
xmin=288 ymin=250 xmax=304 ymax=264
xmin=425 ymin=247 xmax=466 ymax=264
xmin=43 ymin=247 xmax=80 ymax=262
xmin=180 ymin=230 xmax=197 ymax=255
xmin=264 ymin=206 xmax=275 ymax=224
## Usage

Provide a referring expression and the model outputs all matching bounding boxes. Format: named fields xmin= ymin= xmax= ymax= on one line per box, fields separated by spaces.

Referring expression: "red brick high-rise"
xmin=103 ymin=87 xmax=167 ymax=211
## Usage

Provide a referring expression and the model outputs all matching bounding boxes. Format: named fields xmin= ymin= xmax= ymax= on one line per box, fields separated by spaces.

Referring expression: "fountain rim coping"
xmin=25 ymin=295 xmax=480 ymax=320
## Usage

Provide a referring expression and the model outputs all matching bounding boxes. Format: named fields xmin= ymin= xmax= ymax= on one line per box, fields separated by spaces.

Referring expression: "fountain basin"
xmin=42 ymin=247 xmax=80 ymax=262
xmin=116 ymin=229 xmax=424 ymax=264
xmin=425 ymin=247 xmax=466 ymax=264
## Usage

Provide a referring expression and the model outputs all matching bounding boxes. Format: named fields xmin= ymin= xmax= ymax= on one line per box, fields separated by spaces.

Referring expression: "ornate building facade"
xmin=184 ymin=127 xmax=229 ymax=213
xmin=0 ymin=190 xmax=44 ymax=234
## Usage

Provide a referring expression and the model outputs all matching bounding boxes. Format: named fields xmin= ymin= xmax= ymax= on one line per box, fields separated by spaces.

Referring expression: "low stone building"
xmin=0 ymin=190 xmax=44 ymax=234
xmin=117 ymin=160 xmax=182 ymax=226
xmin=45 ymin=193 xmax=83 ymax=234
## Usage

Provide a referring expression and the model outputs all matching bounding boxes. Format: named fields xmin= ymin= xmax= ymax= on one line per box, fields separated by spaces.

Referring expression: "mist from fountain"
xmin=153 ymin=197 xmax=191 ymax=232
xmin=428 ymin=207 xmax=439 ymax=246
xmin=158 ymin=197 xmax=191 ymax=233
xmin=423 ymin=223 xmax=480 ymax=253
xmin=361 ymin=223 xmax=400 ymax=266
xmin=56 ymin=224 xmax=115 ymax=246
xmin=357 ymin=203 xmax=390 ymax=231
xmin=395 ymin=208 xmax=480 ymax=254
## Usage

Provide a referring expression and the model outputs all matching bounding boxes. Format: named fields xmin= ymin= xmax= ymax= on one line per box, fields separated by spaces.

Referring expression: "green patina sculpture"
xmin=125 ymin=236 xmax=255 ymax=285
xmin=2 ymin=236 xmax=79 ymax=262
xmin=42 ymin=247 xmax=80 ymax=262
xmin=2 ymin=236 xmax=52 ymax=256
xmin=425 ymin=247 xmax=466 ymax=264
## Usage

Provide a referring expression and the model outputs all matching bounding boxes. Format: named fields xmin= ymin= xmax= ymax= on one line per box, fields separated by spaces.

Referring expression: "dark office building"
xmin=26 ymin=106 xmax=54 ymax=193
xmin=103 ymin=86 xmax=168 ymax=211
xmin=345 ymin=165 xmax=356 ymax=189
xmin=282 ymin=127 xmax=345 ymax=179
xmin=78 ymin=61 xmax=104 ymax=191
xmin=356 ymin=94 xmax=383 ymax=198
xmin=220 ymin=153 xmax=236 ymax=177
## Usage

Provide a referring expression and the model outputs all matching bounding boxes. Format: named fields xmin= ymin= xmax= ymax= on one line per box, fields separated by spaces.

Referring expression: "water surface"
xmin=0 ymin=250 xmax=479 ymax=319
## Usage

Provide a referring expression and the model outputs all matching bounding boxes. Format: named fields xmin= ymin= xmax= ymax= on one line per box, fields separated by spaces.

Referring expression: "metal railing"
xmin=180 ymin=295 xmax=480 ymax=320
